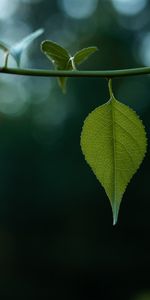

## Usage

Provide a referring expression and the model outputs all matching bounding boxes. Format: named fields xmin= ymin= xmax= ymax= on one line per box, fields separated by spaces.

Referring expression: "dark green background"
xmin=0 ymin=0 xmax=150 ymax=299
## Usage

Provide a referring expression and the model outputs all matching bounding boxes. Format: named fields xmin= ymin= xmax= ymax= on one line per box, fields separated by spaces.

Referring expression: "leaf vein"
xmin=115 ymin=121 xmax=142 ymax=154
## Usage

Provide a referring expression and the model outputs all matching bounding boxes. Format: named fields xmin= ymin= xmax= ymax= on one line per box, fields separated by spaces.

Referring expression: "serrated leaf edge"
xmin=80 ymin=98 xmax=147 ymax=225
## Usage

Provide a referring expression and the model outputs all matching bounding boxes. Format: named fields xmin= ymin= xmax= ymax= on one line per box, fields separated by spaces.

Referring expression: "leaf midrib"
xmin=110 ymin=97 xmax=118 ymax=224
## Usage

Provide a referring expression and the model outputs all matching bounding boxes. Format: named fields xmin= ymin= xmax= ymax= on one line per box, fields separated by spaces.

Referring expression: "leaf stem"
xmin=1 ymin=66 xmax=150 ymax=78
xmin=3 ymin=52 xmax=9 ymax=68
xmin=108 ymin=79 xmax=113 ymax=98
xmin=69 ymin=57 xmax=76 ymax=70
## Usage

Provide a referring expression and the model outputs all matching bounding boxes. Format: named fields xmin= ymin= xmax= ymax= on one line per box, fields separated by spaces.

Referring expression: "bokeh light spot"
xmin=59 ymin=0 xmax=98 ymax=19
xmin=21 ymin=0 xmax=42 ymax=3
xmin=111 ymin=0 xmax=147 ymax=16
xmin=0 ymin=0 xmax=18 ymax=20
xmin=0 ymin=79 xmax=28 ymax=116
xmin=138 ymin=32 xmax=150 ymax=66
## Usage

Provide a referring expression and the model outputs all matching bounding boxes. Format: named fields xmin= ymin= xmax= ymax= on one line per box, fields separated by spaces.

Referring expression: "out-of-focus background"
xmin=0 ymin=0 xmax=150 ymax=298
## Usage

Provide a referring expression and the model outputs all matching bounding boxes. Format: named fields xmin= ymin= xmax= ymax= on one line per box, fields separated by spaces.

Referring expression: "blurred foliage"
xmin=0 ymin=0 xmax=150 ymax=298
xmin=133 ymin=291 xmax=150 ymax=300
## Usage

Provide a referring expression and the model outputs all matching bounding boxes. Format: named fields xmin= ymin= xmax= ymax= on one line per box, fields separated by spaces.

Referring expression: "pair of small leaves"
xmin=41 ymin=40 xmax=98 ymax=93
xmin=0 ymin=28 xmax=44 ymax=67
xmin=81 ymin=80 xmax=147 ymax=225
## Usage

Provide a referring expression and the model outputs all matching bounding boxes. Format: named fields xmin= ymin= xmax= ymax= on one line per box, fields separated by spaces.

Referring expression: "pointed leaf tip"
xmin=81 ymin=95 xmax=147 ymax=224
xmin=74 ymin=46 xmax=98 ymax=66
xmin=112 ymin=203 xmax=120 ymax=225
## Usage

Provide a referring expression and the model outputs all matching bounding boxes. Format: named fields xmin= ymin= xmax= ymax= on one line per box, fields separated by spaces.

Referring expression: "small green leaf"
xmin=41 ymin=40 xmax=71 ymax=68
xmin=41 ymin=40 xmax=73 ymax=93
xmin=0 ymin=41 xmax=9 ymax=53
xmin=74 ymin=46 xmax=98 ymax=65
xmin=81 ymin=80 xmax=147 ymax=225
xmin=0 ymin=41 xmax=10 ymax=68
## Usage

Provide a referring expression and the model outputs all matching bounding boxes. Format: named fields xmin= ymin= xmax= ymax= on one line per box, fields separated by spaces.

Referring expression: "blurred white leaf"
xmin=0 ymin=28 xmax=44 ymax=67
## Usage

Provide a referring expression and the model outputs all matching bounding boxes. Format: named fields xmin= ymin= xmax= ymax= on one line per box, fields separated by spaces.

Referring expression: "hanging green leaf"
xmin=80 ymin=80 xmax=147 ymax=225
xmin=74 ymin=47 xmax=98 ymax=65
xmin=41 ymin=40 xmax=98 ymax=93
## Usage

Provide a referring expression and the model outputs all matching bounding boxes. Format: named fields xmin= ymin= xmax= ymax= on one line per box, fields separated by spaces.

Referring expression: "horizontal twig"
xmin=1 ymin=66 xmax=150 ymax=78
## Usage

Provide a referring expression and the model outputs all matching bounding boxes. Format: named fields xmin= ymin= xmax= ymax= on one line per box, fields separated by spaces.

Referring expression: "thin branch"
xmin=3 ymin=52 xmax=9 ymax=68
xmin=1 ymin=66 xmax=150 ymax=78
